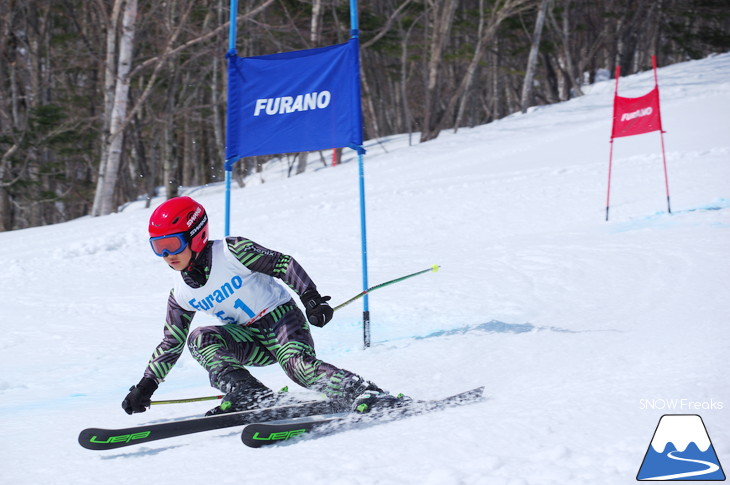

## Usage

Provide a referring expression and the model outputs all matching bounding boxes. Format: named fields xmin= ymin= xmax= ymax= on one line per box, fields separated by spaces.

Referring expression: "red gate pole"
xmin=606 ymin=139 xmax=615 ymax=221
xmin=653 ymin=55 xmax=672 ymax=214
xmin=658 ymin=130 xmax=671 ymax=214
xmin=606 ymin=65 xmax=621 ymax=221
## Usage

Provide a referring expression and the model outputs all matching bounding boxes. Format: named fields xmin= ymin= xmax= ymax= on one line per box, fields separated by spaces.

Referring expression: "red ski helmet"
xmin=149 ymin=196 xmax=209 ymax=254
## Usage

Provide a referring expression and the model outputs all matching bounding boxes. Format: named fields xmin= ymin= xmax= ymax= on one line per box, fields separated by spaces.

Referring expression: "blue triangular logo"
xmin=637 ymin=414 xmax=725 ymax=481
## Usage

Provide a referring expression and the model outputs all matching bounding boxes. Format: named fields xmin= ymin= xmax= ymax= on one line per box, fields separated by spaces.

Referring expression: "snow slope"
xmin=1 ymin=53 xmax=728 ymax=485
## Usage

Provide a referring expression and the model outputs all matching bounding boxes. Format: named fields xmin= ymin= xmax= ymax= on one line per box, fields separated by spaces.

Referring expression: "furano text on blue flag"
xmin=253 ymin=91 xmax=331 ymax=116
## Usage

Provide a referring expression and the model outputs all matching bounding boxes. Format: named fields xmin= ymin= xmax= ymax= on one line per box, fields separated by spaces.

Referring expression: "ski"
xmin=78 ymin=399 xmax=333 ymax=451
xmin=241 ymin=386 xmax=485 ymax=448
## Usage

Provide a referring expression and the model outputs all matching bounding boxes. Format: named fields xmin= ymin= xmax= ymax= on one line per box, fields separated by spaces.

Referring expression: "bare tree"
xmin=420 ymin=0 xmax=459 ymax=142
xmin=310 ymin=0 xmax=323 ymax=45
xmin=92 ymin=0 xmax=138 ymax=216
xmin=547 ymin=0 xmax=583 ymax=101
xmin=521 ymin=0 xmax=551 ymax=113
xmin=453 ymin=0 xmax=535 ymax=131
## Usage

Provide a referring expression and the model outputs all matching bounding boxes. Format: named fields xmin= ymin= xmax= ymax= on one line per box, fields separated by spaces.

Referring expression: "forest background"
xmin=1 ymin=0 xmax=728 ymax=231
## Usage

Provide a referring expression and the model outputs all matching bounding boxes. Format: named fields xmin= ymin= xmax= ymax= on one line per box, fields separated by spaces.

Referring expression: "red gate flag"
xmin=605 ymin=55 xmax=671 ymax=221
xmin=611 ymin=86 xmax=663 ymax=138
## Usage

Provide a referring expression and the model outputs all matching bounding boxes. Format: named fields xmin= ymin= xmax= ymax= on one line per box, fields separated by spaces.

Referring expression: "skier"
xmin=122 ymin=196 xmax=407 ymax=416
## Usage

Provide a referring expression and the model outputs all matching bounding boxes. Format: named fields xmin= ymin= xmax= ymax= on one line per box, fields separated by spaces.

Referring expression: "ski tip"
xmin=432 ymin=264 xmax=440 ymax=272
xmin=77 ymin=429 xmax=119 ymax=450
xmin=78 ymin=430 xmax=92 ymax=449
xmin=453 ymin=386 xmax=486 ymax=403
xmin=471 ymin=386 xmax=486 ymax=398
xmin=78 ymin=428 xmax=153 ymax=451
xmin=242 ymin=434 xmax=266 ymax=449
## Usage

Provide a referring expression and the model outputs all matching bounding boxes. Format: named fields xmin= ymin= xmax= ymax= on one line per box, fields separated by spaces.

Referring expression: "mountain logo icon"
xmin=637 ymin=414 xmax=726 ymax=481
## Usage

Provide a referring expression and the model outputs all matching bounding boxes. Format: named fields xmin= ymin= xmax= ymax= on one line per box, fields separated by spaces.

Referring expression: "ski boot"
xmin=335 ymin=375 xmax=412 ymax=414
xmin=206 ymin=369 xmax=276 ymax=416
xmin=352 ymin=389 xmax=412 ymax=414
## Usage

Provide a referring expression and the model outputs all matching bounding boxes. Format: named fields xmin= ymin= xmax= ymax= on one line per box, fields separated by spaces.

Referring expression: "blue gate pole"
xmin=224 ymin=171 xmax=232 ymax=236
xmin=224 ymin=0 xmax=238 ymax=236
xmin=228 ymin=0 xmax=237 ymax=53
xmin=357 ymin=150 xmax=370 ymax=348
xmin=350 ymin=0 xmax=370 ymax=348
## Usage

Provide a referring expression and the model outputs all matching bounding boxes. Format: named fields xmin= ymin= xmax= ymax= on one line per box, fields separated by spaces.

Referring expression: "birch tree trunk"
xmin=292 ymin=0 xmax=325 ymax=176
xmin=419 ymin=0 xmax=458 ymax=142
xmin=548 ymin=0 xmax=583 ymax=101
xmin=91 ymin=0 xmax=122 ymax=216
xmin=453 ymin=0 xmax=488 ymax=133
xmin=92 ymin=0 xmax=138 ymax=216
xmin=163 ymin=62 xmax=181 ymax=200
xmin=310 ymin=0 xmax=323 ymax=46
xmin=398 ymin=12 xmax=421 ymax=146
xmin=520 ymin=0 xmax=551 ymax=113
xmin=162 ymin=118 xmax=178 ymax=200
xmin=211 ymin=0 xmax=226 ymax=171
xmin=295 ymin=151 xmax=308 ymax=175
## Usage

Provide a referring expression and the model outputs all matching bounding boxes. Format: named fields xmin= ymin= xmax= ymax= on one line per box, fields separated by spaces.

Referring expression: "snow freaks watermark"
xmin=639 ymin=398 xmax=724 ymax=411
xmin=636 ymin=415 xmax=726 ymax=480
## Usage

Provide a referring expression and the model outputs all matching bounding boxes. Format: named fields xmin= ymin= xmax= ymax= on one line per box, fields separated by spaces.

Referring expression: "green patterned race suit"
xmin=142 ymin=237 xmax=357 ymax=397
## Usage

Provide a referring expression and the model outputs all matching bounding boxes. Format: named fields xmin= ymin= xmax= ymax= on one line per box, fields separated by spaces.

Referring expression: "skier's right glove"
xmin=122 ymin=377 xmax=158 ymax=415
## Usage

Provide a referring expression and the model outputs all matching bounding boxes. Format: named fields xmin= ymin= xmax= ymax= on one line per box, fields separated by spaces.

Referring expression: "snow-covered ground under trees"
xmin=1 ymin=53 xmax=729 ymax=485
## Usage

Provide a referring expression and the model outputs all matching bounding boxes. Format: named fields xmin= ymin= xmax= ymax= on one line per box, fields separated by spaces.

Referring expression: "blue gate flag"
xmin=225 ymin=39 xmax=363 ymax=163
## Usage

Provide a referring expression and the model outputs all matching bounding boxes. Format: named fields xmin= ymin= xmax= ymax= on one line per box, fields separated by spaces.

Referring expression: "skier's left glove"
xmin=302 ymin=289 xmax=333 ymax=327
xmin=122 ymin=377 xmax=158 ymax=415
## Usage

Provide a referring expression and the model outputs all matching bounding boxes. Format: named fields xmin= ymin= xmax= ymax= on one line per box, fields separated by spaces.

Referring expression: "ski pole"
xmin=151 ymin=394 xmax=223 ymax=405
xmin=333 ymin=264 xmax=440 ymax=312
xmin=149 ymin=386 xmax=294 ymax=406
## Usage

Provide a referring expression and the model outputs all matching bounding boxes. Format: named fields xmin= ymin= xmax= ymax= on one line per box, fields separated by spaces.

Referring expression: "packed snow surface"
xmin=1 ymin=53 xmax=729 ymax=485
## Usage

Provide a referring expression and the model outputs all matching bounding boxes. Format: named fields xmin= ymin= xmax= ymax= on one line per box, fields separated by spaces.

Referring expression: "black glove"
xmin=121 ymin=377 xmax=158 ymax=415
xmin=302 ymin=289 xmax=333 ymax=327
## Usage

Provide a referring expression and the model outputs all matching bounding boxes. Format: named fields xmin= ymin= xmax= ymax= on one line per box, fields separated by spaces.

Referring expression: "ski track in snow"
xmin=1 ymin=53 xmax=729 ymax=485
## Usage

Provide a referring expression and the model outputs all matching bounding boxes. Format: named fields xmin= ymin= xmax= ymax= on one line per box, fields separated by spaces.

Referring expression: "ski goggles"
xmin=149 ymin=233 xmax=188 ymax=257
